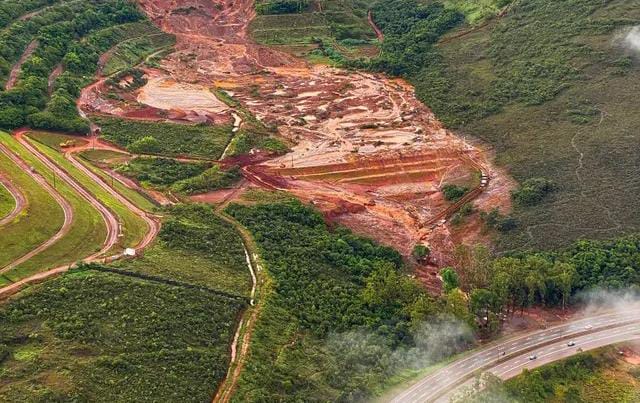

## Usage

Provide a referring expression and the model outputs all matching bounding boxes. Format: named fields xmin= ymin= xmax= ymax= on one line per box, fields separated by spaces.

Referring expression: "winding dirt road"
xmin=0 ymin=131 xmax=161 ymax=298
xmin=0 ymin=174 xmax=26 ymax=227
xmin=64 ymin=141 xmax=160 ymax=250
xmin=15 ymin=131 xmax=119 ymax=257
xmin=0 ymin=142 xmax=73 ymax=274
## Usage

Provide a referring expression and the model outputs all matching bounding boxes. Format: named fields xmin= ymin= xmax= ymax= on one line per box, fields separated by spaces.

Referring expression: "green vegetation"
xmin=0 ymin=268 xmax=245 ymax=402
xmin=256 ymin=0 xmax=310 ymax=15
xmin=442 ymin=0 xmax=512 ymax=24
xmin=0 ymin=1 xmax=172 ymax=134
xmin=456 ymin=347 xmax=640 ymax=402
xmin=0 ymin=135 xmax=64 ymax=278
xmin=27 ymin=132 xmax=148 ymax=248
xmin=444 ymin=233 xmax=640 ymax=336
xmin=226 ymin=200 xmax=474 ymax=401
xmin=0 ymin=0 xmax=146 ymax=133
xmin=0 ymin=0 xmax=64 ymax=30
xmin=0 ymin=181 xmax=14 ymax=219
xmin=95 ymin=116 xmax=233 ymax=159
xmin=76 ymin=156 xmax=157 ymax=213
xmin=251 ymin=0 xmax=377 ymax=60
xmin=171 ymin=165 xmax=242 ymax=195
xmin=112 ymin=204 xmax=251 ymax=296
xmin=101 ymin=31 xmax=175 ymax=76
xmin=115 ymin=157 xmax=210 ymax=188
xmin=369 ymin=0 xmax=640 ymax=251
xmin=114 ymin=157 xmax=242 ymax=195
xmin=442 ymin=183 xmax=469 ymax=202
xmin=412 ymin=244 xmax=430 ymax=260
xmin=0 ymin=131 xmax=105 ymax=282
xmin=511 ymin=177 xmax=555 ymax=206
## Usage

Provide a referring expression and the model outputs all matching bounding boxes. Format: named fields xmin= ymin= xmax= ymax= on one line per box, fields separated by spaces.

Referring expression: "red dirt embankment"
xmin=82 ymin=0 xmax=515 ymax=282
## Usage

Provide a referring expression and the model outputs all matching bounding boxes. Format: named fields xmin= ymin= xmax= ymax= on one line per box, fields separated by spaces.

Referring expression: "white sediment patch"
xmin=137 ymin=77 xmax=229 ymax=113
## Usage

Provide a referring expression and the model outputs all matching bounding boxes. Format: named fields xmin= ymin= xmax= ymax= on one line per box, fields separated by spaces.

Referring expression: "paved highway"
xmin=390 ymin=308 xmax=640 ymax=403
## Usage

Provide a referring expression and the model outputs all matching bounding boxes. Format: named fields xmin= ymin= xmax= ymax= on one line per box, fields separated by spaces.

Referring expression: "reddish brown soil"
xmin=79 ymin=0 xmax=516 ymax=289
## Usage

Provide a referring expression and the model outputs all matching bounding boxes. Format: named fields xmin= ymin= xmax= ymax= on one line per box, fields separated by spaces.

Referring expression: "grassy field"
xmin=77 ymin=157 xmax=157 ymax=213
xmin=94 ymin=117 xmax=233 ymax=160
xmin=0 ymin=268 xmax=245 ymax=402
xmin=0 ymin=132 xmax=106 ymax=282
xmin=0 ymin=180 xmax=15 ymax=220
xmin=459 ymin=346 xmax=640 ymax=402
xmin=112 ymin=204 xmax=251 ymax=297
xmin=0 ymin=138 xmax=65 ymax=285
xmin=26 ymin=132 xmax=148 ymax=249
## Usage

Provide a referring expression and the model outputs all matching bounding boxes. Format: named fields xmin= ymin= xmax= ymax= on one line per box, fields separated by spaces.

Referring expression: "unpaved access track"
xmin=0 ymin=173 xmax=26 ymax=227
xmin=0 ymin=131 xmax=161 ymax=299
xmin=80 ymin=0 xmax=514 ymax=276
xmin=0 ymin=141 xmax=73 ymax=274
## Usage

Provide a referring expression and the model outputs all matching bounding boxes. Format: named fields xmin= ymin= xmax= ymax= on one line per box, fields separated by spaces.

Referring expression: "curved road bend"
xmin=15 ymin=134 xmax=120 ymax=260
xmin=0 ymin=143 xmax=73 ymax=274
xmin=0 ymin=173 xmax=26 ymax=227
xmin=391 ymin=308 xmax=640 ymax=403
xmin=65 ymin=149 xmax=160 ymax=249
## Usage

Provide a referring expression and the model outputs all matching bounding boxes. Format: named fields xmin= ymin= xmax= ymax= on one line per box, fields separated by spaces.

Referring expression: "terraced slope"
xmin=0 ymin=132 xmax=107 ymax=283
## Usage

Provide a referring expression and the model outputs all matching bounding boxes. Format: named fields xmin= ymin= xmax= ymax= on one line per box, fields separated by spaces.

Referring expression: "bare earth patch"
xmin=79 ymin=0 xmax=516 ymax=289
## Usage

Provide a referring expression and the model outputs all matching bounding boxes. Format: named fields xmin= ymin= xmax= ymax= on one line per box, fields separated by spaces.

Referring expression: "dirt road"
xmin=15 ymin=131 xmax=119 ymax=260
xmin=0 ymin=132 xmax=162 ymax=299
xmin=0 ymin=142 xmax=73 ymax=274
xmin=0 ymin=174 xmax=26 ymax=227
xmin=5 ymin=40 xmax=38 ymax=91
xmin=82 ymin=0 xmax=513 ymax=269
xmin=64 ymin=142 xmax=160 ymax=250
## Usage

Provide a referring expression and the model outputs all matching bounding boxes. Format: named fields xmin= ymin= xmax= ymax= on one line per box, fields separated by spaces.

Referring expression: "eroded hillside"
xmin=79 ymin=0 xmax=514 ymax=285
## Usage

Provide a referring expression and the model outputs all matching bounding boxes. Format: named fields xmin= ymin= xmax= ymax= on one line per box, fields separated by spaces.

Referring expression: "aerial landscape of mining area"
xmin=1 ymin=0 xmax=640 ymax=402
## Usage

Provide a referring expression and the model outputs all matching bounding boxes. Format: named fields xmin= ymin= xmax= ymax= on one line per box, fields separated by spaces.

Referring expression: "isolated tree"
xmin=412 ymin=243 xmax=430 ymax=262
xmin=440 ymin=267 xmax=459 ymax=294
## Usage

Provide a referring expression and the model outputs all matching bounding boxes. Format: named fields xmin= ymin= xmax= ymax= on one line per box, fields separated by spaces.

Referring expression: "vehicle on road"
xmin=567 ymin=341 xmax=576 ymax=347
xmin=528 ymin=354 xmax=537 ymax=360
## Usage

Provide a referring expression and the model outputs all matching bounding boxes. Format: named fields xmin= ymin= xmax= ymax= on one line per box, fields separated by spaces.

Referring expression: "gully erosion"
xmin=79 ymin=0 xmax=514 ymax=289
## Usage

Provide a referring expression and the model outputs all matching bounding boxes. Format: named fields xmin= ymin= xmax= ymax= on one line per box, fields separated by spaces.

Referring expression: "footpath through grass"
xmin=26 ymin=131 xmax=149 ymax=248
xmin=0 ymin=132 xmax=106 ymax=282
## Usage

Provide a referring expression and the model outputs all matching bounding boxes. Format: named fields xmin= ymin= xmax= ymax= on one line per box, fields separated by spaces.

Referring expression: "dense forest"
xmin=227 ymin=200 xmax=476 ymax=401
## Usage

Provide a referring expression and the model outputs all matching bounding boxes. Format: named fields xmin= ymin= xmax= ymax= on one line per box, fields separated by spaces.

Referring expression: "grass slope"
xmin=94 ymin=117 xmax=233 ymax=160
xmin=0 ymin=138 xmax=64 ymax=286
xmin=0 ymin=269 xmax=244 ymax=402
xmin=0 ymin=132 xmax=106 ymax=282
xmin=112 ymin=204 xmax=251 ymax=297
xmin=26 ymin=131 xmax=148 ymax=248
xmin=0 ymin=180 xmax=15 ymax=221
xmin=373 ymin=0 xmax=640 ymax=251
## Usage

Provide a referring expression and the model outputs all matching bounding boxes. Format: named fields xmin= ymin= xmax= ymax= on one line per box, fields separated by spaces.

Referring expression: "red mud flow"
xmin=79 ymin=0 xmax=515 ymax=287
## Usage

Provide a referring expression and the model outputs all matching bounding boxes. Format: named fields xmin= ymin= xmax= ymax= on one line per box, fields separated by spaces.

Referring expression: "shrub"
xmin=511 ymin=177 xmax=555 ymax=206
xmin=442 ymin=184 xmax=469 ymax=202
